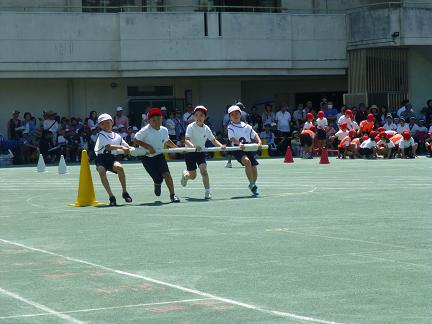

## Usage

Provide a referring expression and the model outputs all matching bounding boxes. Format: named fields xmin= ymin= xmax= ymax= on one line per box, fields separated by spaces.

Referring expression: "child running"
xmin=94 ymin=113 xmax=132 ymax=206
xmin=180 ymin=106 xmax=226 ymax=199
xmin=134 ymin=108 xmax=181 ymax=203
xmin=227 ymin=105 xmax=262 ymax=196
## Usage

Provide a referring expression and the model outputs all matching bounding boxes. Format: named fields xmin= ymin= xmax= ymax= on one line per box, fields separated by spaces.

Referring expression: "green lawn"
xmin=0 ymin=157 xmax=431 ymax=323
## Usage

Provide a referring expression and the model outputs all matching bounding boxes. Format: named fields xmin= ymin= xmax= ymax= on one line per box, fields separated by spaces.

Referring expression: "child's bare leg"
xmin=241 ymin=156 xmax=254 ymax=183
xmin=162 ymin=172 xmax=175 ymax=195
xmin=185 ymin=170 xmax=197 ymax=180
xmin=113 ymin=162 xmax=127 ymax=193
xmin=251 ymin=165 xmax=258 ymax=183
xmin=97 ymin=166 xmax=114 ymax=197
xmin=198 ymin=164 xmax=209 ymax=189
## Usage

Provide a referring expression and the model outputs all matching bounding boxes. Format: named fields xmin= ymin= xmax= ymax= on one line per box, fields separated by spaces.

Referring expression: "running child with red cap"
xmin=94 ymin=113 xmax=133 ymax=206
xmin=398 ymin=130 xmax=418 ymax=159
xmin=181 ymin=106 xmax=226 ymax=199
xmin=134 ymin=108 xmax=181 ymax=203
xmin=227 ymin=105 xmax=262 ymax=196
xmin=300 ymin=125 xmax=316 ymax=159
xmin=316 ymin=111 xmax=328 ymax=149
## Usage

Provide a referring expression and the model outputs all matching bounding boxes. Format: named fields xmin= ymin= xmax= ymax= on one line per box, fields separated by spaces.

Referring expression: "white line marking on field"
xmin=266 ymin=228 xmax=410 ymax=249
xmin=0 ymin=216 xmax=10 ymax=218
xmin=0 ymin=287 xmax=84 ymax=323
xmin=0 ymin=298 xmax=212 ymax=320
xmin=0 ymin=238 xmax=341 ymax=324
xmin=352 ymin=254 xmax=431 ymax=269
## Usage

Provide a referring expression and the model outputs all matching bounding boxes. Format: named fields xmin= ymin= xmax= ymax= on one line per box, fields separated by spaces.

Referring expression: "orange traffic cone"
xmin=284 ymin=146 xmax=294 ymax=163
xmin=69 ymin=150 xmax=103 ymax=207
xmin=319 ymin=147 xmax=330 ymax=164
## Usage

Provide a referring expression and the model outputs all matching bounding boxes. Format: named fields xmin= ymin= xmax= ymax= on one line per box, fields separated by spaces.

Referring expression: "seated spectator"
xmin=396 ymin=117 xmax=409 ymax=134
xmin=293 ymin=104 xmax=305 ymax=130
xmin=398 ymin=130 xmax=417 ymax=159
xmin=7 ymin=110 xmax=23 ymax=140
xmin=383 ymin=114 xmax=397 ymax=131
xmin=22 ymin=112 xmax=36 ymax=136
xmin=248 ymin=106 xmax=263 ymax=132
xmin=290 ymin=131 xmax=301 ymax=157
xmin=56 ymin=128 xmax=68 ymax=159
xmin=39 ymin=130 xmax=57 ymax=163
xmin=425 ymin=132 xmax=432 ymax=157
xmin=65 ymin=128 xmax=80 ymax=162
xmin=42 ymin=111 xmax=59 ymax=136
xmin=262 ymin=104 xmax=275 ymax=126
xmin=86 ymin=110 xmax=98 ymax=129
xmin=359 ymin=131 xmax=378 ymax=159
xmin=20 ymin=129 xmax=39 ymax=163
xmin=260 ymin=123 xmax=277 ymax=154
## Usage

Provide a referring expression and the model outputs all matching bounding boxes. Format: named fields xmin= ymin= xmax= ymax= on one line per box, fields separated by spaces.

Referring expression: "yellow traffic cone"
xmin=260 ymin=138 xmax=270 ymax=158
xmin=69 ymin=150 xmax=103 ymax=207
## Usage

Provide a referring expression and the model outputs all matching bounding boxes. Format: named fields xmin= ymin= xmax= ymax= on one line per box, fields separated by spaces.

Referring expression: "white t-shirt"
xmin=185 ymin=122 xmax=215 ymax=148
xmin=351 ymin=121 xmax=360 ymax=131
xmin=337 ymin=115 xmax=352 ymax=129
xmin=398 ymin=137 xmax=415 ymax=149
xmin=43 ymin=119 xmax=59 ymax=134
xmin=165 ymin=118 xmax=176 ymax=136
xmin=94 ymin=130 xmax=127 ymax=156
xmin=183 ymin=112 xmax=194 ymax=125
xmin=360 ymin=138 xmax=377 ymax=149
xmin=227 ymin=122 xmax=258 ymax=144
xmin=408 ymin=123 xmax=420 ymax=134
xmin=316 ymin=118 xmax=328 ymax=130
xmin=134 ymin=124 xmax=169 ymax=157
xmin=57 ymin=135 xmax=67 ymax=146
xmin=275 ymin=111 xmax=291 ymax=132
xmin=383 ymin=122 xmax=397 ymax=131
xmin=335 ymin=129 xmax=349 ymax=140
xmin=396 ymin=124 xmax=409 ymax=134
xmin=377 ymin=139 xmax=395 ymax=149
xmin=303 ymin=121 xmax=314 ymax=130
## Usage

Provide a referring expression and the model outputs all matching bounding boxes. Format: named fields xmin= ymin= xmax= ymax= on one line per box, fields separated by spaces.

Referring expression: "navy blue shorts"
xmin=300 ymin=133 xmax=313 ymax=147
xmin=95 ymin=154 xmax=118 ymax=173
xmin=141 ymin=154 xmax=170 ymax=184
xmin=317 ymin=129 xmax=326 ymax=140
xmin=233 ymin=151 xmax=259 ymax=167
xmin=185 ymin=152 xmax=206 ymax=171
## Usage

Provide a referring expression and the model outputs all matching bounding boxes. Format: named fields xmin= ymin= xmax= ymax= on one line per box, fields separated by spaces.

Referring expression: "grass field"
xmin=0 ymin=157 xmax=431 ymax=324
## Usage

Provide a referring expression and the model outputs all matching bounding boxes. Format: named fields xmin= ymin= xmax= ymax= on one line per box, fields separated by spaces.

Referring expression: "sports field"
xmin=0 ymin=158 xmax=431 ymax=323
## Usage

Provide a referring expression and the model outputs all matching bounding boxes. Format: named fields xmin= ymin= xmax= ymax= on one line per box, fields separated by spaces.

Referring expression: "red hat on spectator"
xmin=306 ymin=113 xmax=314 ymax=120
xmin=402 ymin=130 xmax=411 ymax=140
xmin=367 ymin=114 xmax=374 ymax=121
xmin=147 ymin=108 xmax=162 ymax=120
xmin=377 ymin=126 xmax=385 ymax=132
xmin=309 ymin=125 xmax=316 ymax=132
xmin=318 ymin=111 xmax=325 ymax=118
xmin=345 ymin=109 xmax=353 ymax=117
xmin=349 ymin=129 xmax=357 ymax=137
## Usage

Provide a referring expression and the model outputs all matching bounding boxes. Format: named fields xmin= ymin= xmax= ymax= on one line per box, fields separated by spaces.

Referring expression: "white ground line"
xmin=0 ymin=238 xmax=342 ymax=324
xmin=266 ymin=228 xmax=410 ymax=249
xmin=0 ymin=298 xmax=212 ymax=320
xmin=0 ymin=287 xmax=84 ymax=324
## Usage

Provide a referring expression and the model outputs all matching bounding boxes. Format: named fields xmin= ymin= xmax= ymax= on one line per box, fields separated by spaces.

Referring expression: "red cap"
xmin=361 ymin=135 xmax=369 ymax=142
xmin=340 ymin=123 xmax=348 ymax=130
xmin=309 ymin=125 xmax=316 ymax=132
xmin=345 ymin=109 xmax=353 ymax=116
xmin=374 ymin=136 xmax=381 ymax=143
xmin=349 ymin=129 xmax=357 ymax=137
xmin=402 ymin=130 xmax=411 ymax=140
xmin=318 ymin=111 xmax=325 ymax=118
xmin=387 ymin=133 xmax=394 ymax=139
xmin=370 ymin=131 xmax=377 ymax=138
xmin=147 ymin=108 xmax=162 ymax=120
xmin=306 ymin=113 xmax=314 ymax=120
xmin=367 ymin=114 xmax=374 ymax=121
xmin=377 ymin=127 xmax=385 ymax=132
xmin=379 ymin=131 xmax=386 ymax=138
xmin=193 ymin=105 xmax=208 ymax=115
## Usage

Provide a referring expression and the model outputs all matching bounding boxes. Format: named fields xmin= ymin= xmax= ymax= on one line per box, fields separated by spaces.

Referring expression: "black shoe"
xmin=122 ymin=192 xmax=132 ymax=203
xmin=170 ymin=194 xmax=180 ymax=203
xmin=154 ymin=184 xmax=161 ymax=197
xmin=109 ymin=196 xmax=117 ymax=207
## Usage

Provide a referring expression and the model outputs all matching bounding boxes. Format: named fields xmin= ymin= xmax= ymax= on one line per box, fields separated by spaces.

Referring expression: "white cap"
xmin=97 ymin=113 xmax=113 ymax=125
xmin=116 ymin=106 xmax=123 ymax=112
xmin=117 ymin=124 xmax=125 ymax=129
xmin=228 ymin=105 xmax=241 ymax=115
xmin=161 ymin=106 xmax=167 ymax=111
xmin=132 ymin=126 xmax=139 ymax=131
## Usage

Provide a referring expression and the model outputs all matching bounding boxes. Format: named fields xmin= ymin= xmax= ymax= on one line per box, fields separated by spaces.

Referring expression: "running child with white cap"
xmin=180 ymin=106 xmax=226 ymax=199
xmin=227 ymin=105 xmax=262 ymax=196
xmin=94 ymin=113 xmax=133 ymax=206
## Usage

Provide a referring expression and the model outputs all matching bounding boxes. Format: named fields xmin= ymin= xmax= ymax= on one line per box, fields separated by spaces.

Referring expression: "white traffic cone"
xmin=58 ymin=155 xmax=67 ymax=174
xmin=37 ymin=154 xmax=46 ymax=172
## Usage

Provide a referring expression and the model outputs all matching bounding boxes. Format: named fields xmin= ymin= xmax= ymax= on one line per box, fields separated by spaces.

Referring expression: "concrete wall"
xmin=408 ymin=47 xmax=432 ymax=112
xmin=0 ymin=11 xmax=347 ymax=78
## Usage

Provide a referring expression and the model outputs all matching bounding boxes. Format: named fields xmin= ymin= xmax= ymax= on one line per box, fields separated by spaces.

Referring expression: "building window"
xmin=202 ymin=0 xmax=281 ymax=13
xmin=82 ymin=0 xmax=165 ymax=13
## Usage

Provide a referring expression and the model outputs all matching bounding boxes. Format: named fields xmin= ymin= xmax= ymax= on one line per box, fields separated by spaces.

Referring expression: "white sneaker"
xmin=181 ymin=170 xmax=188 ymax=187
xmin=205 ymin=191 xmax=212 ymax=200
xmin=225 ymin=162 xmax=232 ymax=168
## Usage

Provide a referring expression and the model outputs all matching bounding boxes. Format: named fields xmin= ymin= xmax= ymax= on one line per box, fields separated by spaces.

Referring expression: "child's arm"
xmin=165 ymin=139 xmax=177 ymax=148
xmin=133 ymin=139 xmax=155 ymax=154
xmin=105 ymin=144 xmax=131 ymax=154
xmin=211 ymin=138 xmax=226 ymax=149
xmin=184 ymin=138 xmax=195 ymax=148
xmin=254 ymin=133 xmax=262 ymax=146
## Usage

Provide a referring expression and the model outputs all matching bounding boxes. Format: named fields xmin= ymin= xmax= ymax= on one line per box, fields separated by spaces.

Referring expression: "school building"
xmin=1 ymin=0 xmax=432 ymax=133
